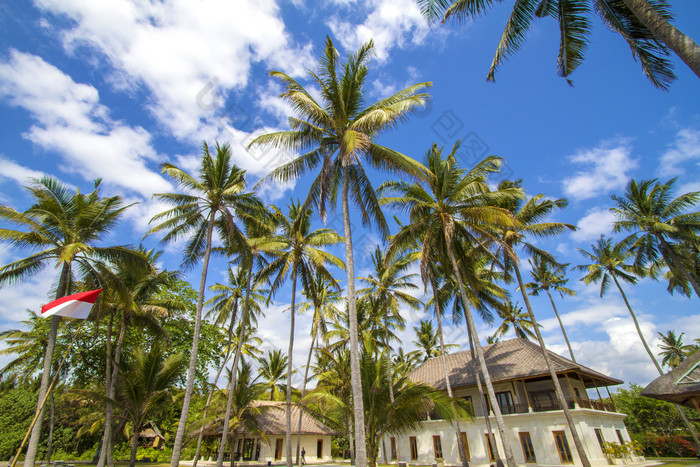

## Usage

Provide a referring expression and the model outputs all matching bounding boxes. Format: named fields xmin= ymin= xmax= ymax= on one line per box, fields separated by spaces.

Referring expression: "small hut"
xmin=138 ymin=421 xmax=166 ymax=449
xmin=642 ymin=350 xmax=700 ymax=415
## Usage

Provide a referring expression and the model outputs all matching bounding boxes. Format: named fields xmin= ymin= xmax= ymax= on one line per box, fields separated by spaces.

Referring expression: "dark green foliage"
xmin=0 ymin=386 xmax=36 ymax=461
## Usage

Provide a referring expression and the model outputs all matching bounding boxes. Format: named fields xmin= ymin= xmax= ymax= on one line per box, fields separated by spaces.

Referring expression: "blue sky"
xmin=0 ymin=0 xmax=699 ymax=388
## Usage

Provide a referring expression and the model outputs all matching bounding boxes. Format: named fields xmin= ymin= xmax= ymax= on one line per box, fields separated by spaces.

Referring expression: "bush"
xmin=633 ymin=433 xmax=698 ymax=457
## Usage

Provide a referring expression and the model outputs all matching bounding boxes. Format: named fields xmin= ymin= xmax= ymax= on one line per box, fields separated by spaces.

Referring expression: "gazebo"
xmin=642 ymin=350 xmax=700 ymax=414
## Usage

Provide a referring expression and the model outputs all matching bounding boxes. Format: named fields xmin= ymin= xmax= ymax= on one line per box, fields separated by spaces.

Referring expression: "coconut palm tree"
xmin=0 ymin=177 xmax=143 ymax=467
xmin=115 ymin=344 xmax=184 ymax=467
xmin=524 ymin=256 xmax=577 ymax=362
xmin=491 ymin=302 xmax=537 ymax=341
xmin=487 ymin=180 xmax=591 ymax=466
xmin=0 ymin=311 xmax=51 ymax=383
xmin=577 ymin=235 xmax=700 ymax=450
xmin=258 ymin=349 xmax=289 ymax=401
xmin=412 ymin=320 xmax=440 ymax=361
xmin=611 ymin=178 xmax=700 ymax=298
xmin=418 ymin=0 xmax=698 ymax=88
xmin=379 ymin=142 xmax=522 ymax=467
xmin=657 ymin=330 xmax=695 ymax=368
xmin=253 ymin=200 xmax=342 ymax=467
xmin=249 ymin=37 xmax=431 ymax=467
xmin=96 ymin=248 xmax=180 ymax=467
xmin=146 ymin=142 xmax=266 ymax=467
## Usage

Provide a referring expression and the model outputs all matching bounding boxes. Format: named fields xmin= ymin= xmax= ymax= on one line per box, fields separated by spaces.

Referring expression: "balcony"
xmin=530 ymin=397 xmax=616 ymax=413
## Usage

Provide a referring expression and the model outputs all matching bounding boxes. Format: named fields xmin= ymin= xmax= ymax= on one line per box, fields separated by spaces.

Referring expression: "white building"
xmin=385 ymin=338 xmax=632 ymax=466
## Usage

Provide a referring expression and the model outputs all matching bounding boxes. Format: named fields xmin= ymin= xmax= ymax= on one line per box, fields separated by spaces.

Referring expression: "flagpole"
xmin=11 ymin=320 xmax=87 ymax=467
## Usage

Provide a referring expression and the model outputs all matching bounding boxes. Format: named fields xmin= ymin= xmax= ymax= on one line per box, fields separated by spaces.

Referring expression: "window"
xmin=274 ymin=439 xmax=283 ymax=461
xmin=519 ymin=432 xmax=536 ymax=463
xmin=485 ymin=434 xmax=496 ymax=462
xmin=390 ymin=437 xmax=397 ymax=461
xmin=456 ymin=432 xmax=470 ymax=462
xmin=432 ymin=435 xmax=443 ymax=459
xmin=409 ymin=436 xmax=418 ymax=461
xmin=594 ymin=429 xmax=605 ymax=451
xmin=574 ymin=387 xmax=581 ymax=399
xmin=616 ymin=429 xmax=624 ymax=444
xmin=496 ymin=391 xmax=515 ymax=414
xmin=242 ymin=439 xmax=255 ymax=461
xmin=463 ymin=395 xmax=473 ymax=410
xmin=553 ymin=431 xmax=573 ymax=463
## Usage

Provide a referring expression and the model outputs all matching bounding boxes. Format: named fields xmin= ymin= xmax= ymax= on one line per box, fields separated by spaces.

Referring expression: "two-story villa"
xmin=386 ymin=338 xmax=632 ymax=466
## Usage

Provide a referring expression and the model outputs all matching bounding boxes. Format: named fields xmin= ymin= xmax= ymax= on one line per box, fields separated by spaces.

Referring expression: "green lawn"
xmin=647 ymin=458 xmax=700 ymax=467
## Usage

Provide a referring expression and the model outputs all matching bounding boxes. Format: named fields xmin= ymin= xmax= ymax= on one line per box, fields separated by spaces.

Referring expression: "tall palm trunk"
xmin=25 ymin=262 xmax=70 ymax=467
xmin=659 ymin=237 xmax=700 ymax=298
xmin=380 ymin=315 xmax=401 ymax=465
xmin=97 ymin=308 xmax=115 ymax=467
xmin=513 ymin=262 xmax=590 ymax=467
xmin=611 ymin=274 xmax=700 ymax=451
xmin=467 ymin=334 xmax=500 ymax=466
xmin=342 ymin=161 xmax=368 ymax=467
xmin=444 ymin=241 xmax=516 ymax=467
xmin=45 ymin=392 xmax=55 ymax=463
xmin=286 ymin=269 xmax=298 ymax=467
xmin=297 ymin=325 xmax=317 ymax=466
xmin=194 ymin=299 xmax=238 ymax=467
xmin=545 ymin=290 xmax=576 ymax=363
xmin=171 ymin=212 xmax=217 ymax=467
xmin=622 ymin=0 xmax=700 ymax=79
xmin=216 ymin=264 xmax=255 ymax=467
xmin=430 ymin=277 xmax=468 ymax=467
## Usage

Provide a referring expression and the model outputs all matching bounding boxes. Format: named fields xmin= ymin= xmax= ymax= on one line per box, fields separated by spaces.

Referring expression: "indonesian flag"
xmin=41 ymin=289 xmax=102 ymax=319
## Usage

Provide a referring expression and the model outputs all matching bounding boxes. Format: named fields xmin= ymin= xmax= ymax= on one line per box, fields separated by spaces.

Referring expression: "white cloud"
xmin=0 ymin=157 xmax=46 ymax=185
xmin=571 ymin=206 xmax=616 ymax=242
xmin=327 ymin=0 xmax=430 ymax=62
xmin=658 ymin=128 xmax=700 ymax=177
xmin=562 ymin=139 xmax=638 ymax=201
xmin=36 ymin=0 xmax=314 ymax=143
xmin=0 ymin=50 xmax=171 ymax=197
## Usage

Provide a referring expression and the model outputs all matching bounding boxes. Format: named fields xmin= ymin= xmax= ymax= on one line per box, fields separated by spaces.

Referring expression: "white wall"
xmin=222 ymin=434 xmax=333 ymax=463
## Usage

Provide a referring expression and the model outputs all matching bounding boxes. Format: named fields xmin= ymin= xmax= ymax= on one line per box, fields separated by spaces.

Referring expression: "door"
xmin=519 ymin=432 xmax=536 ymax=463
xmin=242 ymin=438 xmax=255 ymax=460
xmin=553 ymin=431 xmax=573 ymax=463
xmin=317 ymin=439 xmax=323 ymax=459
xmin=274 ymin=439 xmax=283 ymax=461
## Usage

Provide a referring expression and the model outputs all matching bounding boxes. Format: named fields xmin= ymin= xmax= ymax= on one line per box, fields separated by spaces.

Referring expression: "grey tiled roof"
xmin=408 ymin=338 xmax=623 ymax=389
xmin=236 ymin=401 xmax=336 ymax=436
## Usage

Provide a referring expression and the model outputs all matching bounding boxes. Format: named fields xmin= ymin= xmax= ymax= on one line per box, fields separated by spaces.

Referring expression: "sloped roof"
xmin=241 ymin=401 xmax=335 ymax=436
xmin=139 ymin=421 xmax=165 ymax=440
xmin=642 ymin=350 xmax=700 ymax=409
xmin=408 ymin=338 xmax=623 ymax=389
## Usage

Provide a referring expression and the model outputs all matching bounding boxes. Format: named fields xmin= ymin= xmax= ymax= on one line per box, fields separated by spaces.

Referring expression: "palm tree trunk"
xmin=467 ymin=334 xmax=500 ymax=467
xmin=342 ymin=161 xmax=368 ymax=467
xmin=381 ymin=316 xmax=401 ymax=465
xmin=216 ymin=264 xmax=255 ymax=467
xmin=45 ymin=392 xmax=55 ymax=464
xmin=431 ymin=277 xmax=468 ymax=467
xmin=659 ymin=237 xmax=700 ymax=298
xmin=97 ymin=308 xmax=115 ymax=467
xmin=194 ymin=299 xmax=238 ymax=467
xmin=622 ymin=0 xmax=700 ymax=79
xmin=513 ymin=261 xmax=590 ymax=467
xmin=297 ymin=320 xmax=317 ymax=466
xmin=444 ymin=241 xmax=516 ymax=467
xmin=171 ymin=211 xmax=217 ymax=467
xmin=25 ymin=262 xmax=70 ymax=467
xmin=611 ymin=273 xmax=700 ymax=451
xmin=286 ymin=269 xmax=297 ymax=467
xmin=129 ymin=430 xmax=139 ymax=467
xmin=545 ymin=290 xmax=576 ymax=362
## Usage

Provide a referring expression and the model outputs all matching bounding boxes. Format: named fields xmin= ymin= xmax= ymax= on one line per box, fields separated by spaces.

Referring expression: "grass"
xmin=647 ymin=458 xmax=700 ymax=467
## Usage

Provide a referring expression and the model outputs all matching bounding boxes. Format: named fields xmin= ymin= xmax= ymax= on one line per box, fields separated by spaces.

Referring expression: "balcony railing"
xmin=531 ymin=397 xmax=616 ymax=413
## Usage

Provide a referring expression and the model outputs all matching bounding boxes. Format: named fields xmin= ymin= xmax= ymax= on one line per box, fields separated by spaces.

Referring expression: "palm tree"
xmin=249 ymin=37 xmax=431 ymax=467
xmin=577 ymin=236 xmax=700 ymax=450
xmin=491 ymin=302 xmax=537 ymax=341
xmin=0 ymin=177 xmax=142 ymax=467
xmin=412 ymin=320 xmax=440 ymax=361
xmin=524 ymin=256 xmax=577 ymax=362
xmin=418 ymin=0 xmax=699 ymax=88
xmin=258 ymin=349 xmax=289 ymax=401
xmin=379 ymin=143 xmax=522 ymax=467
xmin=611 ymin=178 xmax=700 ymax=298
xmin=192 ymin=267 xmax=266 ymax=467
xmin=0 ymin=311 xmax=51 ymax=383
xmin=146 ymin=142 xmax=266 ymax=467
xmin=115 ymin=344 xmax=184 ymax=467
xmin=96 ymin=248 xmax=179 ymax=467
xmin=657 ymin=330 xmax=695 ymax=368
xmin=488 ymin=181 xmax=592 ymax=466
xmin=254 ymin=200 xmax=342 ymax=467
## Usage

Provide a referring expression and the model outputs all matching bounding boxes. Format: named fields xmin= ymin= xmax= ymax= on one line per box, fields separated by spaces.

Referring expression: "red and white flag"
xmin=41 ymin=289 xmax=102 ymax=320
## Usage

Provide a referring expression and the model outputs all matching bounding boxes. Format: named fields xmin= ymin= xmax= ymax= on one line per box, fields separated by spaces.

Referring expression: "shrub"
xmin=633 ymin=433 xmax=698 ymax=457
